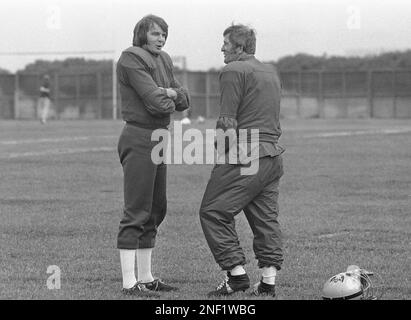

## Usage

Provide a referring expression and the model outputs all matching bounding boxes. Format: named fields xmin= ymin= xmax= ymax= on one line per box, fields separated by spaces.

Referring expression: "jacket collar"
xmin=142 ymin=44 xmax=160 ymax=57
xmin=238 ymin=53 xmax=254 ymax=61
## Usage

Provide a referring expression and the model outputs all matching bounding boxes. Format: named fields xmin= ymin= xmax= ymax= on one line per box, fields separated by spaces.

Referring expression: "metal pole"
xmin=342 ymin=71 xmax=348 ymax=118
xmin=393 ymin=69 xmax=397 ymax=119
xmin=367 ymin=71 xmax=374 ymax=118
xmin=318 ymin=71 xmax=324 ymax=118
xmin=297 ymin=71 xmax=302 ymax=118
xmin=97 ymin=71 xmax=103 ymax=119
xmin=205 ymin=72 xmax=211 ymax=118
xmin=110 ymin=0 xmax=117 ymax=120
xmin=181 ymin=57 xmax=188 ymax=89
xmin=13 ymin=73 xmax=19 ymax=119
xmin=75 ymin=74 xmax=80 ymax=118
xmin=112 ymin=58 xmax=117 ymax=120
xmin=53 ymin=73 xmax=59 ymax=119
xmin=181 ymin=57 xmax=189 ymax=119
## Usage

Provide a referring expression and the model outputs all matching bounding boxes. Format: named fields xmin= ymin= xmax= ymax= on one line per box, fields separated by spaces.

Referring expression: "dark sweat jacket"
xmin=117 ymin=46 xmax=190 ymax=128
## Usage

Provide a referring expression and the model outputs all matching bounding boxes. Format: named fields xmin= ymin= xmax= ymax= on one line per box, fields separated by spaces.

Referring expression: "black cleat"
xmin=122 ymin=282 xmax=161 ymax=298
xmin=142 ymin=278 xmax=178 ymax=292
xmin=252 ymin=279 xmax=276 ymax=297
xmin=207 ymin=272 xmax=250 ymax=297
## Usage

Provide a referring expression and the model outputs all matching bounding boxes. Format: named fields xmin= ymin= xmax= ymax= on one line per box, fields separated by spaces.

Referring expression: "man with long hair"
xmin=116 ymin=14 xmax=190 ymax=297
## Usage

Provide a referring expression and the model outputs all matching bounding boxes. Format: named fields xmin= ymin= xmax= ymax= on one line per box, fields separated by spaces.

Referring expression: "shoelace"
xmin=252 ymin=284 xmax=260 ymax=295
xmin=123 ymin=283 xmax=146 ymax=294
xmin=136 ymin=282 xmax=147 ymax=290
xmin=152 ymin=279 xmax=161 ymax=290
xmin=215 ymin=276 xmax=229 ymax=290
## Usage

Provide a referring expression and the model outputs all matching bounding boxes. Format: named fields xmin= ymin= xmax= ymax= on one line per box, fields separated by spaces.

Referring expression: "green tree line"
xmin=0 ymin=58 xmax=113 ymax=75
xmin=1 ymin=49 xmax=411 ymax=74
xmin=272 ymin=50 xmax=411 ymax=71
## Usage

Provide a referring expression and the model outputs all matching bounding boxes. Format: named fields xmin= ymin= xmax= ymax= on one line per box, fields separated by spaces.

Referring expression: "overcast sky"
xmin=1 ymin=0 xmax=410 ymax=72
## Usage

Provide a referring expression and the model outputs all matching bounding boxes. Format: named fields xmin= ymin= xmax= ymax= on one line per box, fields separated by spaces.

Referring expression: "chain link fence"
xmin=1 ymin=69 xmax=410 ymax=120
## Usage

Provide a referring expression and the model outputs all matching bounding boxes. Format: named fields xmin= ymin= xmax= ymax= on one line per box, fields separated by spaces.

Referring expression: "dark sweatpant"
xmin=117 ymin=123 xmax=167 ymax=249
xmin=199 ymin=155 xmax=284 ymax=271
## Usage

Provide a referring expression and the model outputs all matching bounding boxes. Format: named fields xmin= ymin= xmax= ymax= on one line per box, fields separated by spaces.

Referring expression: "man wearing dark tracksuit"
xmin=200 ymin=24 xmax=285 ymax=297
xmin=116 ymin=15 xmax=190 ymax=297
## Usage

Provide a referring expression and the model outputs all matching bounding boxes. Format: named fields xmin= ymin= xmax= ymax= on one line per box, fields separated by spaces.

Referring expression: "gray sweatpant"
xmin=199 ymin=155 xmax=284 ymax=271
xmin=117 ymin=123 xmax=167 ymax=249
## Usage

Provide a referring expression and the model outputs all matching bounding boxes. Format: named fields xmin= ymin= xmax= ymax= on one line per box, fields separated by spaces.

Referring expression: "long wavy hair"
xmin=132 ymin=14 xmax=168 ymax=47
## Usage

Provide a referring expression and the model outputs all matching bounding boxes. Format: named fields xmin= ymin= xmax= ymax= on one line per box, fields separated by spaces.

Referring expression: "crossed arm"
xmin=159 ymin=85 xmax=190 ymax=112
xmin=120 ymin=53 xmax=189 ymax=117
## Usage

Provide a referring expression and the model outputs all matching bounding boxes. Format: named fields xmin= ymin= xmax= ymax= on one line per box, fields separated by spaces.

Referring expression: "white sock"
xmin=119 ymin=249 xmax=137 ymax=289
xmin=230 ymin=265 xmax=246 ymax=276
xmin=261 ymin=266 xmax=277 ymax=285
xmin=136 ymin=248 xmax=155 ymax=283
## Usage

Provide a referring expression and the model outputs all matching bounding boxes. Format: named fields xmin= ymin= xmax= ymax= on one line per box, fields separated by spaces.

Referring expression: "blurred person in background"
xmin=38 ymin=74 xmax=51 ymax=124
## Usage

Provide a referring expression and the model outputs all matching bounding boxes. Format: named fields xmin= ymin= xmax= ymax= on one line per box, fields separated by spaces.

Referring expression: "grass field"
xmin=0 ymin=118 xmax=410 ymax=300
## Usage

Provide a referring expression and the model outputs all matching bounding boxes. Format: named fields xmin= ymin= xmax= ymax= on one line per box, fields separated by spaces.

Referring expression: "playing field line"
xmin=303 ymin=128 xmax=411 ymax=138
xmin=0 ymin=135 xmax=117 ymax=145
xmin=1 ymin=126 xmax=410 ymax=159
xmin=1 ymin=146 xmax=116 ymax=159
